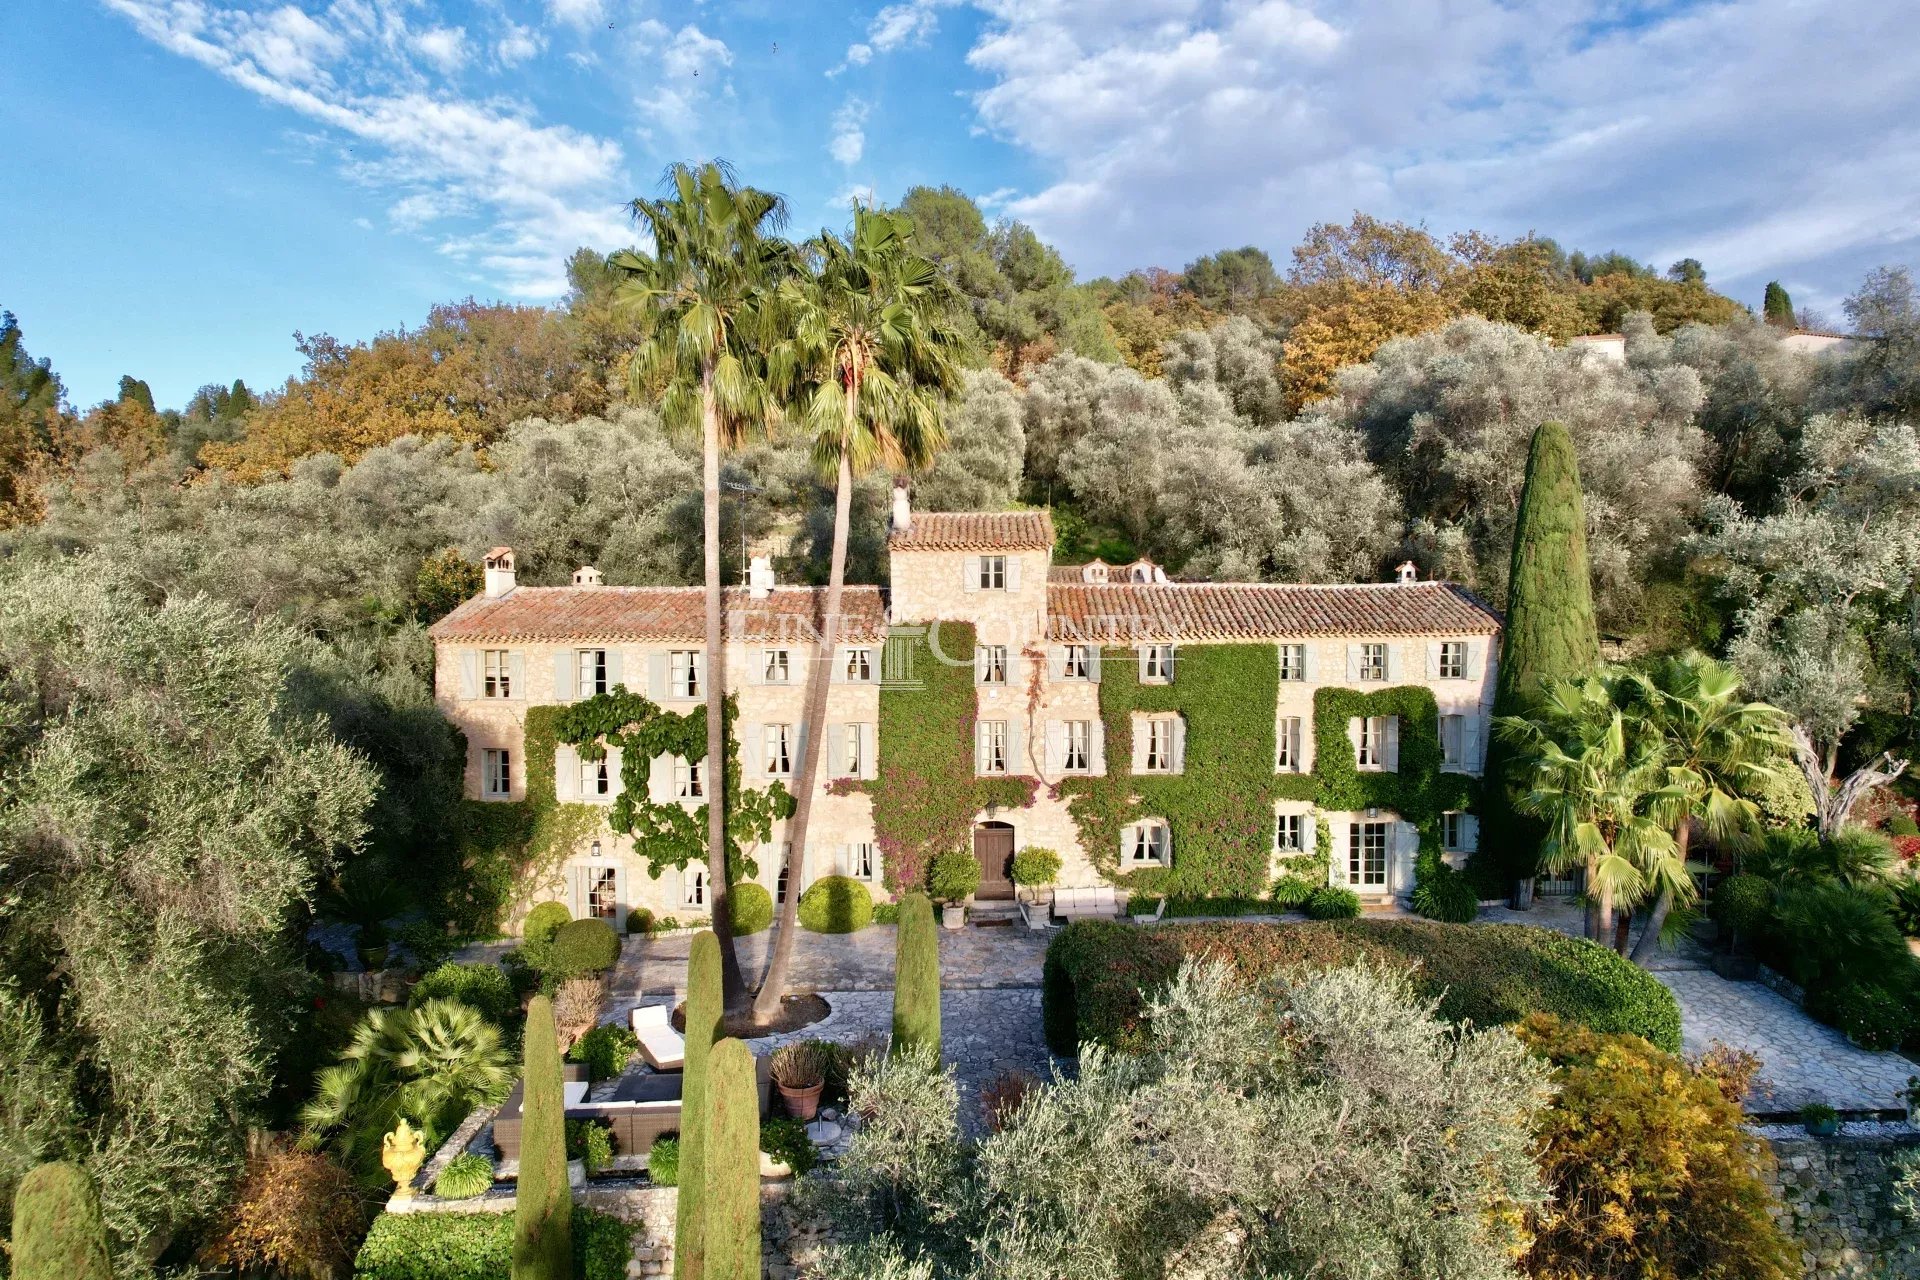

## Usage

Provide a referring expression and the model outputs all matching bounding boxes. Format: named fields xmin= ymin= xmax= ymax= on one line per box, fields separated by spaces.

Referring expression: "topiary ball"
xmin=1303 ymin=885 xmax=1361 ymax=920
xmin=545 ymin=917 xmax=621 ymax=976
xmin=1711 ymin=873 xmax=1774 ymax=939
xmin=626 ymin=907 xmax=655 ymax=936
xmin=523 ymin=901 xmax=571 ymax=945
xmin=926 ymin=850 xmax=981 ymax=903
xmin=729 ymin=882 xmax=773 ymax=936
xmin=797 ymin=876 xmax=874 ymax=933
xmin=433 ymin=1152 xmax=495 ymax=1200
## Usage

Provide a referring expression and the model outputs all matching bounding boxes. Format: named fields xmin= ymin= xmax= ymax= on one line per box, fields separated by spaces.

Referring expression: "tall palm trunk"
xmin=1584 ymin=855 xmax=1602 ymax=943
xmin=1629 ymin=822 xmax=1689 ymax=964
xmin=701 ymin=362 xmax=746 ymax=1009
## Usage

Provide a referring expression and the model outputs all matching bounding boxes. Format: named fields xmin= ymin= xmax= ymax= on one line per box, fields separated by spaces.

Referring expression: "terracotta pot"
xmin=777 ymin=1079 xmax=825 ymax=1121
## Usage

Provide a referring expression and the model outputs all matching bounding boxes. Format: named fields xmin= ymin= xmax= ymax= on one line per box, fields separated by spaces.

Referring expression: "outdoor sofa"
xmin=492 ymin=1059 xmax=772 ymax=1165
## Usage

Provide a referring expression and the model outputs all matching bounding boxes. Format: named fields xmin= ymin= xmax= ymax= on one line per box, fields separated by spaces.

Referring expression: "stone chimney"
xmin=572 ymin=565 xmax=604 ymax=587
xmin=747 ymin=555 xmax=775 ymax=601
xmin=1395 ymin=560 xmax=1418 ymax=584
xmin=483 ymin=547 xmax=517 ymax=598
xmin=891 ymin=477 xmax=911 ymax=536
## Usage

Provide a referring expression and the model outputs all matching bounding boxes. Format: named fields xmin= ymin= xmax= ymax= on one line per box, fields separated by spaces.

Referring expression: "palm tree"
xmin=610 ymin=161 xmax=791 ymax=1010
xmin=1496 ymin=674 xmax=1684 ymax=948
xmin=749 ymin=205 xmax=964 ymax=1023
xmin=1623 ymin=653 xmax=1789 ymax=962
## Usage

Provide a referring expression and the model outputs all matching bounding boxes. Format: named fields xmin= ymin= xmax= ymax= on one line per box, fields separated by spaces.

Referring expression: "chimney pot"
xmin=483 ymin=547 xmax=517 ymax=598
xmin=748 ymin=555 xmax=775 ymax=601
xmin=890 ymin=477 xmax=911 ymax=535
xmin=572 ymin=565 xmax=603 ymax=587
xmin=1395 ymin=560 xmax=1418 ymax=584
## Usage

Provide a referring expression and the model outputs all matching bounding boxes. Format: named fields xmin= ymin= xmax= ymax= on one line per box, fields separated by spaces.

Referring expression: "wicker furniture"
xmin=1051 ymin=884 xmax=1120 ymax=921
xmin=491 ymin=1059 xmax=772 ymax=1165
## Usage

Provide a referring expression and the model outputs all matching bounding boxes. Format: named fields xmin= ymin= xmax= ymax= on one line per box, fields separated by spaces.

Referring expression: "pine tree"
xmin=9 ymin=1162 xmax=113 ymax=1280
xmin=1483 ymin=421 xmax=1599 ymax=902
xmin=701 ymin=1038 xmax=761 ymax=1280
xmin=890 ymin=892 xmax=941 ymax=1058
xmin=115 ymin=375 xmax=155 ymax=414
xmin=675 ymin=930 xmax=724 ymax=1280
xmin=1763 ymin=281 xmax=1795 ymax=328
xmin=227 ymin=378 xmax=256 ymax=417
xmin=512 ymin=995 xmax=571 ymax=1280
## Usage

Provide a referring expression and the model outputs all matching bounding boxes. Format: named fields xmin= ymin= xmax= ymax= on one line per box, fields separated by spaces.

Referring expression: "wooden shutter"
xmin=740 ymin=723 xmax=762 ymax=779
xmin=1464 ymin=814 xmax=1480 ymax=852
xmin=1006 ymin=720 xmax=1024 ymax=774
xmin=1347 ymin=716 xmax=1364 ymax=764
xmin=1091 ymin=721 xmax=1108 ymax=774
xmin=1045 ymin=722 xmax=1063 ymax=774
xmin=1171 ymin=717 xmax=1188 ymax=773
xmin=792 ymin=723 xmax=808 ymax=776
xmin=1345 ymin=644 xmax=1361 ymax=681
xmin=606 ymin=746 xmax=625 ymax=798
xmin=555 ymin=652 xmax=576 ymax=702
xmin=828 ymin=724 xmax=846 ymax=777
xmin=555 ymin=745 xmax=579 ymax=801
xmin=974 ymin=724 xmax=990 ymax=775
xmin=1303 ymin=644 xmax=1318 ymax=682
xmin=648 ymin=652 xmax=667 ymax=699
xmin=962 ymin=556 xmax=980 ymax=592
xmin=459 ymin=650 xmax=480 ymax=698
xmin=1425 ymin=641 xmax=1441 ymax=679
xmin=1130 ymin=718 xmax=1148 ymax=773
xmin=746 ymin=650 xmax=764 ymax=686
xmin=606 ymin=649 xmax=624 ymax=690
xmin=1386 ymin=644 xmax=1402 ymax=682
xmin=1088 ymin=647 xmax=1103 ymax=683
xmin=568 ymin=864 xmax=587 ymax=919
xmin=860 ymin=723 xmax=877 ymax=779
xmin=507 ymin=652 xmax=526 ymax=698
xmin=1006 ymin=557 xmax=1022 ymax=591
xmin=1464 ymin=717 xmax=1482 ymax=772
xmin=1137 ymin=647 xmax=1152 ymax=681
xmin=648 ymin=754 xmax=672 ymax=802
xmin=1047 ymin=647 xmax=1065 ymax=680
xmin=1466 ymin=638 xmax=1486 ymax=680
xmin=1385 ymin=717 xmax=1401 ymax=772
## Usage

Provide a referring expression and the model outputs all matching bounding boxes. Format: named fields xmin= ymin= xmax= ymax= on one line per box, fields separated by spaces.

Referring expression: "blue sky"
xmin=6 ymin=0 xmax=1920 ymax=410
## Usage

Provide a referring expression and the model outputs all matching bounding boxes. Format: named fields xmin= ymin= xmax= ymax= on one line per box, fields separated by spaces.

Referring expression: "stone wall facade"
xmin=1762 ymin=1131 xmax=1919 ymax=1277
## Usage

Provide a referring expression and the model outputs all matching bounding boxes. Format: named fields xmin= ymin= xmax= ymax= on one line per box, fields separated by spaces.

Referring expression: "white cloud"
xmin=831 ymin=0 xmax=957 ymax=74
xmin=829 ymin=98 xmax=869 ymax=166
xmin=545 ymin=0 xmax=604 ymax=31
xmin=633 ymin=24 xmax=735 ymax=138
xmin=495 ymin=24 xmax=543 ymax=67
xmin=103 ymin=0 xmax=630 ymax=297
xmin=411 ymin=26 xmax=468 ymax=73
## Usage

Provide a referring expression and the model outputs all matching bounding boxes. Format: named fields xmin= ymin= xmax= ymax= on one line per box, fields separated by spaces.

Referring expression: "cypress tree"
xmin=512 ymin=995 xmax=571 ymax=1280
xmin=1763 ymin=281 xmax=1795 ymax=328
xmin=10 ymin=1162 xmax=113 ymax=1280
xmin=1483 ymin=421 xmax=1599 ymax=902
xmin=890 ymin=891 xmax=941 ymax=1058
xmin=701 ymin=1038 xmax=761 ymax=1280
xmin=675 ymin=930 xmax=724 ymax=1280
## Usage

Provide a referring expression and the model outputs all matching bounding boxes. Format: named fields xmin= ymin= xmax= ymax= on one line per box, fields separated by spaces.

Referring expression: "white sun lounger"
xmin=629 ymin=1003 xmax=686 ymax=1072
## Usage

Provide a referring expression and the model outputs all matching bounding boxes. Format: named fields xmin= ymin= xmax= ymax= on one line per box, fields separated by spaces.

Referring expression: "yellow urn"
xmin=382 ymin=1119 xmax=428 ymax=1202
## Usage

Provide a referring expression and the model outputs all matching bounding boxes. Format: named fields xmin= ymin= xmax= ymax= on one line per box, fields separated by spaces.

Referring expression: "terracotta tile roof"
xmin=1046 ymin=582 xmax=1501 ymax=642
xmin=888 ymin=510 xmax=1054 ymax=552
xmin=428 ymin=586 xmax=888 ymax=644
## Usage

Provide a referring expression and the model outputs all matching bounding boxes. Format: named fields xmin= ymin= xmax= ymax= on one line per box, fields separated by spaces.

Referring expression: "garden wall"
xmin=1761 ymin=1131 xmax=1919 ymax=1277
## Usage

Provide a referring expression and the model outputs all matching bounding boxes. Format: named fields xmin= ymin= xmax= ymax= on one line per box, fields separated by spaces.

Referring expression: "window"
xmin=1142 ymin=643 xmax=1175 ymax=682
xmin=1442 ymin=811 xmax=1472 ymax=853
xmin=482 ymin=748 xmax=512 ymax=798
xmin=1357 ymin=643 xmax=1386 ymax=681
xmin=483 ymin=649 xmax=513 ymax=698
xmin=1143 ymin=717 xmax=1176 ymax=772
xmin=979 ymin=555 xmax=1006 ymax=590
xmin=1063 ymin=720 xmax=1090 ymax=772
xmin=763 ymin=725 xmax=793 ymax=778
xmin=977 ymin=720 xmax=1008 ymax=775
xmin=1440 ymin=715 xmax=1467 ymax=768
xmin=976 ymin=644 xmax=1008 ymax=685
xmin=847 ymin=842 xmax=877 ymax=881
xmin=577 ymin=649 xmax=608 ymax=697
xmin=1439 ymin=641 xmax=1468 ymax=680
xmin=763 ymin=648 xmax=791 ymax=684
xmin=674 ymin=758 xmax=704 ymax=799
xmin=1061 ymin=644 xmax=1092 ymax=679
xmin=1124 ymin=820 xmax=1171 ymax=867
xmin=1279 ymin=644 xmax=1307 ymax=682
xmin=580 ymin=754 xmax=610 ymax=798
xmin=1277 ymin=717 xmax=1304 ymax=771
xmin=684 ymin=866 xmax=708 ymax=908
xmin=1356 ymin=716 xmax=1389 ymax=769
xmin=1276 ymin=813 xmax=1305 ymax=853
xmin=844 ymin=647 xmax=874 ymax=682
xmin=587 ymin=866 xmax=618 ymax=920
xmin=842 ymin=723 xmax=864 ymax=778
xmin=1350 ymin=821 xmax=1389 ymax=887
xmin=775 ymin=865 xmax=789 ymax=905
xmin=669 ymin=650 xmax=701 ymax=699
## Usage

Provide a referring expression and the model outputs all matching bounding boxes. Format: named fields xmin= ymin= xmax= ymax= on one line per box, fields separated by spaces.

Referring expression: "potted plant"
xmin=928 ymin=850 xmax=981 ymax=930
xmin=1801 ymin=1102 xmax=1840 ymax=1137
xmin=1708 ymin=873 xmax=1770 ymax=982
xmin=1010 ymin=846 xmax=1062 ymax=906
xmin=769 ymin=1040 xmax=830 ymax=1121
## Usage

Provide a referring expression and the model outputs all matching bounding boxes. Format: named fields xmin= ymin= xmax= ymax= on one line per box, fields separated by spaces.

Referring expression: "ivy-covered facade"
xmin=429 ymin=504 xmax=1501 ymax=930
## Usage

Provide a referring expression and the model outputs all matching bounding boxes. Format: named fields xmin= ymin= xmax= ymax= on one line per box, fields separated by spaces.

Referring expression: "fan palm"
xmin=299 ymin=999 xmax=511 ymax=1179
xmin=1621 ymin=652 xmax=1789 ymax=962
xmin=1497 ymin=674 xmax=1685 ymax=948
xmin=610 ymin=161 xmax=792 ymax=1009
xmin=750 ymin=205 xmax=964 ymax=1022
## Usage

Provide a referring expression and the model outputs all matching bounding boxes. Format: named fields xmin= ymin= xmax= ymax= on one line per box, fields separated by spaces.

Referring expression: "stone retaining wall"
xmin=1763 ymin=1131 xmax=1918 ymax=1277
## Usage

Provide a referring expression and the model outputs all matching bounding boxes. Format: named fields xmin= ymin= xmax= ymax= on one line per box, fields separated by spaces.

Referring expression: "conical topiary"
xmin=701 ymin=1038 xmax=761 ymax=1280
xmin=512 ymin=994 xmax=571 ymax=1280
xmin=9 ymin=1162 xmax=113 ymax=1280
xmin=890 ymin=891 xmax=940 ymax=1058
xmin=675 ymin=930 xmax=724 ymax=1280
xmin=1483 ymin=421 xmax=1600 ymax=899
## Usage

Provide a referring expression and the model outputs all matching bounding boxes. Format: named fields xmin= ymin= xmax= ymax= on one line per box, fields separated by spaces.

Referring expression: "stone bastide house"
xmin=428 ymin=485 xmax=1502 ymax=929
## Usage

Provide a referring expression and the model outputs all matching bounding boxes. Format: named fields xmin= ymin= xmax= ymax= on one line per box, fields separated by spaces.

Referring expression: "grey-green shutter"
xmin=648 ymin=652 xmax=667 ymax=699
xmin=555 ymin=651 xmax=576 ymax=702
xmin=606 ymin=649 xmax=624 ymax=689
xmin=459 ymin=650 xmax=480 ymax=698
xmin=507 ymin=651 xmax=526 ymax=699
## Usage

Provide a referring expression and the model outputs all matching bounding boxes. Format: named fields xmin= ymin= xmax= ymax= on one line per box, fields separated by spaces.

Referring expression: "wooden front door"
xmin=973 ymin=823 xmax=1016 ymax=900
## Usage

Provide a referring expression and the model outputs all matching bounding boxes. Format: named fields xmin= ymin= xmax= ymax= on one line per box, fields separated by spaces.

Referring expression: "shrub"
xmin=433 ymin=1153 xmax=494 ymax=1200
xmin=892 ymin=892 xmax=941 ymax=1058
xmin=647 ymin=1135 xmax=679 ymax=1187
xmin=1890 ymin=812 xmax=1920 ymax=837
xmin=544 ymin=918 xmax=620 ymax=978
xmin=522 ymin=901 xmax=571 ymax=946
xmin=1268 ymin=875 xmax=1315 ymax=908
xmin=676 ymin=932 xmax=723 ymax=1278
xmin=760 ymin=1116 xmax=818 ymax=1176
xmin=729 ymin=882 xmax=774 ymax=936
xmin=579 ymin=1122 xmax=614 ymax=1175
xmin=1043 ymin=919 xmax=1683 ymax=1057
xmin=566 ymin=1023 xmax=638 ymax=1082
xmin=1766 ymin=880 xmax=1910 ymax=990
xmin=203 ymin=1145 xmax=368 ymax=1277
xmin=1517 ymin=1014 xmax=1795 ymax=1280
xmin=1408 ymin=863 xmax=1478 ymax=923
xmin=798 ymin=876 xmax=874 ymax=933
xmin=769 ymin=1040 xmax=830 ymax=1090
xmin=1711 ymin=873 xmax=1773 ymax=945
xmin=872 ymin=902 xmax=899 ymax=925
xmin=1010 ymin=846 xmax=1062 ymax=887
xmin=705 ymin=1039 xmax=762 ymax=1280
xmin=625 ymin=908 xmax=654 ymax=936
xmin=354 ymin=1206 xmax=633 ymax=1280
xmin=1829 ymin=980 xmax=1915 ymax=1050
xmin=514 ymin=994 xmax=570 ymax=1280
xmin=1303 ymin=886 xmax=1360 ymax=920
xmin=410 ymin=963 xmax=518 ymax=1027
xmin=10 ymin=1162 xmax=113 ymax=1280
xmin=926 ymin=850 xmax=981 ymax=904
xmin=552 ymin=976 xmax=604 ymax=1031
xmin=980 ymin=1069 xmax=1040 ymax=1133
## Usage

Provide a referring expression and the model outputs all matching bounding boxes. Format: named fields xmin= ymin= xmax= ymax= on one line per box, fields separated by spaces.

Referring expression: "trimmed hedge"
xmin=1043 ymin=919 xmax=1681 ymax=1057
xmin=729 ymin=882 xmax=773 ymax=936
xmin=798 ymin=876 xmax=873 ymax=933
xmin=354 ymin=1206 xmax=631 ymax=1280
xmin=410 ymin=963 xmax=518 ymax=1027
xmin=546 ymin=918 xmax=620 ymax=977
xmin=523 ymin=902 xmax=570 ymax=944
